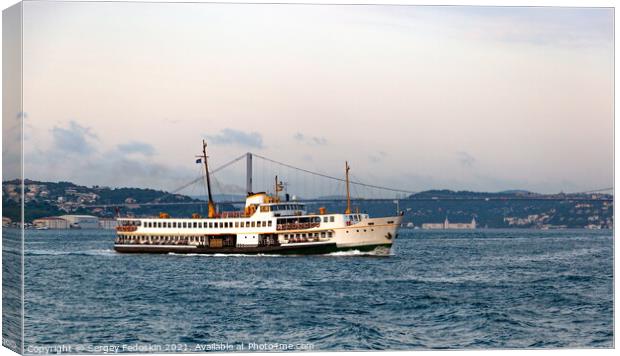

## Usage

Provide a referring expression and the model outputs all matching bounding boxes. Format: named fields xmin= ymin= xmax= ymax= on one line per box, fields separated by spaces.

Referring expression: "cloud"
xmin=51 ymin=121 xmax=97 ymax=155
xmin=207 ymin=128 xmax=264 ymax=148
xmin=26 ymin=121 xmax=195 ymax=191
xmin=293 ymin=132 xmax=328 ymax=146
xmin=117 ymin=141 xmax=155 ymax=156
xmin=456 ymin=151 xmax=476 ymax=167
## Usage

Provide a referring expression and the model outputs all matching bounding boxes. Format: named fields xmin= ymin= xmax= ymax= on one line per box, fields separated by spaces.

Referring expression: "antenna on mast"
xmin=345 ymin=161 xmax=351 ymax=214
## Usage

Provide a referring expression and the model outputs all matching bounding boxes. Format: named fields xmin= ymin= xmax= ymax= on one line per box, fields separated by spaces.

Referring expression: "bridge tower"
xmin=246 ymin=152 xmax=253 ymax=195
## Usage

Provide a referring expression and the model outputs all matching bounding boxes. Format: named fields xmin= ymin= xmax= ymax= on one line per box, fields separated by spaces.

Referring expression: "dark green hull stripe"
xmin=114 ymin=243 xmax=392 ymax=255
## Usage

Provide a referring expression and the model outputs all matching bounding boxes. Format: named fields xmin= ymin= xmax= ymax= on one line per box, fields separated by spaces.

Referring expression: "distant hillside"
xmin=2 ymin=179 xmax=217 ymax=222
xmin=410 ymin=189 xmax=541 ymax=199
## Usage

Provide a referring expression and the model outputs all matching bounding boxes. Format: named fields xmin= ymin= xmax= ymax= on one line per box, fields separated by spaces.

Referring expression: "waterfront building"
xmin=99 ymin=218 xmax=119 ymax=230
xmin=33 ymin=217 xmax=69 ymax=229
xmin=59 ymin=215 xmax=100 ymax=229
xmin=422 ymin=217 xmax=476 ymax=230
xmin=421 ymin=222 xmax=445 ymax=229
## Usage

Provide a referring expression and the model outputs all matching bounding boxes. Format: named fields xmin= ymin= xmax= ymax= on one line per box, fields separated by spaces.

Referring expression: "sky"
xmin=10 ymin=1 xmax=614 ymax=196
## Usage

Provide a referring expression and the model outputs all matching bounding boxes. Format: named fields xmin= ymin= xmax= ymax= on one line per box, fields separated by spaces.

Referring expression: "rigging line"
xmin=252 ymin=153 xmax=417 ymax=194
xmin=149 ymin=153 xmax=247 ymax=203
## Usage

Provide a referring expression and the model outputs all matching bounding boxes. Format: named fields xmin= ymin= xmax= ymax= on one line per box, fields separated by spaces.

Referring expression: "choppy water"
xmin=15 ymin=229 xmax=613 ymax=351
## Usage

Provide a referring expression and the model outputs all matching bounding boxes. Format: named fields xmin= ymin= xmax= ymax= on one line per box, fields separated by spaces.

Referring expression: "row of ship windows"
xmin=118 ymin=235 xmax=206 ymax=243
xmin=260 ymin=204 xmax=304 ymax=212
xmin=283 ymin=232 xmax=333 ymax=238
xmin=144 ymin=220 xmax=273 ymax=229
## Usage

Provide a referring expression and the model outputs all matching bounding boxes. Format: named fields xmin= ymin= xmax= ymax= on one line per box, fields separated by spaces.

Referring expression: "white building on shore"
xmin=59 ymin=215 xmax=100 ymax=229
xmin=33 ymin=217 xmax=70 ymax=229
xmin=422 ymin=217 xmax=477 ymax=230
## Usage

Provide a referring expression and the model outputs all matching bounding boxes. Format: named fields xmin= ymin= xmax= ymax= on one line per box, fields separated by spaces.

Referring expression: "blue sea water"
xmin=17 ymin=229 xmax=613 ymax=352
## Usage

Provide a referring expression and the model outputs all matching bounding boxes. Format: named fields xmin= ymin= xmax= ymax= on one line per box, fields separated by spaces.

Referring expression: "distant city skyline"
xmin=6 ymin=2 xmax=614 ymax=195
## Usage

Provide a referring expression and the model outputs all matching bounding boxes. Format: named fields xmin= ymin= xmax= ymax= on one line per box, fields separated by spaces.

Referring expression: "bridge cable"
xmin=251 ymin=153 xmax=417 ymax=195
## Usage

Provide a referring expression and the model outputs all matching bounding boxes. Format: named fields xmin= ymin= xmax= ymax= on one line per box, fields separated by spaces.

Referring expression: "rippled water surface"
xmin=21 ymin=229 xmax=612 ymax=351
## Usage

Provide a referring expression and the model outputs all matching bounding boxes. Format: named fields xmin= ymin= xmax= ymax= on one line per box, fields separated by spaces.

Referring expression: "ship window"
xmin=262 ymin=221 xmax=266 ymax=227
xmin=251 ymin=221 xmax=256 ymax=228
xmin=193 ymin=222 xmax=197 ymax=228
xmin=240 ymin=221 xmax=245 ymax=228
xmin=268 ymin=221 xmax=272 ymax=227
xmin=260 ymin=206 xmax=269 ymax=212
xmin=328 ymin=232 xmax=333 ymax=237
xmin=387 ymin=221 xmax=394 ymax=224
xmin=330 ymin=216 xmax=335 ymax=222
xmin=235 ymin=222 xmax=239 ymax=228
xmin=368 ymin=222 xmax=374 ymax=226
xmin=218 ymin=222 xmax=222 ymax=228
xmin=208 ymin=222 xmax=212 ymax=228
xmin=323 ymin=217 xmax=328 ymax=223
xmin=321 ymin=232 xmax=325 ymax=237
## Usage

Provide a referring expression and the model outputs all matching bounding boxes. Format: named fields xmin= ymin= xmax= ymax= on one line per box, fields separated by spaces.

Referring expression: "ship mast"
xmin=201 ymin=140 xmax=216 ymax=218
xmin=345 ymin=161 xmax=351 ymax=214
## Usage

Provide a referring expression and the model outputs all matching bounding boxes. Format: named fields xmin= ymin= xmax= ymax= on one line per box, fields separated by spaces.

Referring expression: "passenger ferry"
xmin=114 ymin=141 xmax=403 ymax=255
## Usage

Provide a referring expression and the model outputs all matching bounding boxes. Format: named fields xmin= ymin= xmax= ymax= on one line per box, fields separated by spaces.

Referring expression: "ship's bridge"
xmin=245 ymin=192 xmax=306 ymax=217
xmin=259 ymin=202 xmax=306 ymax=217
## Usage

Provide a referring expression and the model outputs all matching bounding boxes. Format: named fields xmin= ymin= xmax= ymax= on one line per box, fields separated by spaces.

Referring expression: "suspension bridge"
xmin=82 ymin=152 xmax=613 ymax=209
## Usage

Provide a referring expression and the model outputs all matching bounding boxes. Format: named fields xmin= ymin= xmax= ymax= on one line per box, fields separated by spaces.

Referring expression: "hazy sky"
xmin=16 ymin=2 xmax=614 ymax=196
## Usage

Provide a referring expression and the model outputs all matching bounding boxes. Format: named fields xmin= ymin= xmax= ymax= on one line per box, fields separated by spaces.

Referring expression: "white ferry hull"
xmin=114 ymin=215 xmax=402 ymax=255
